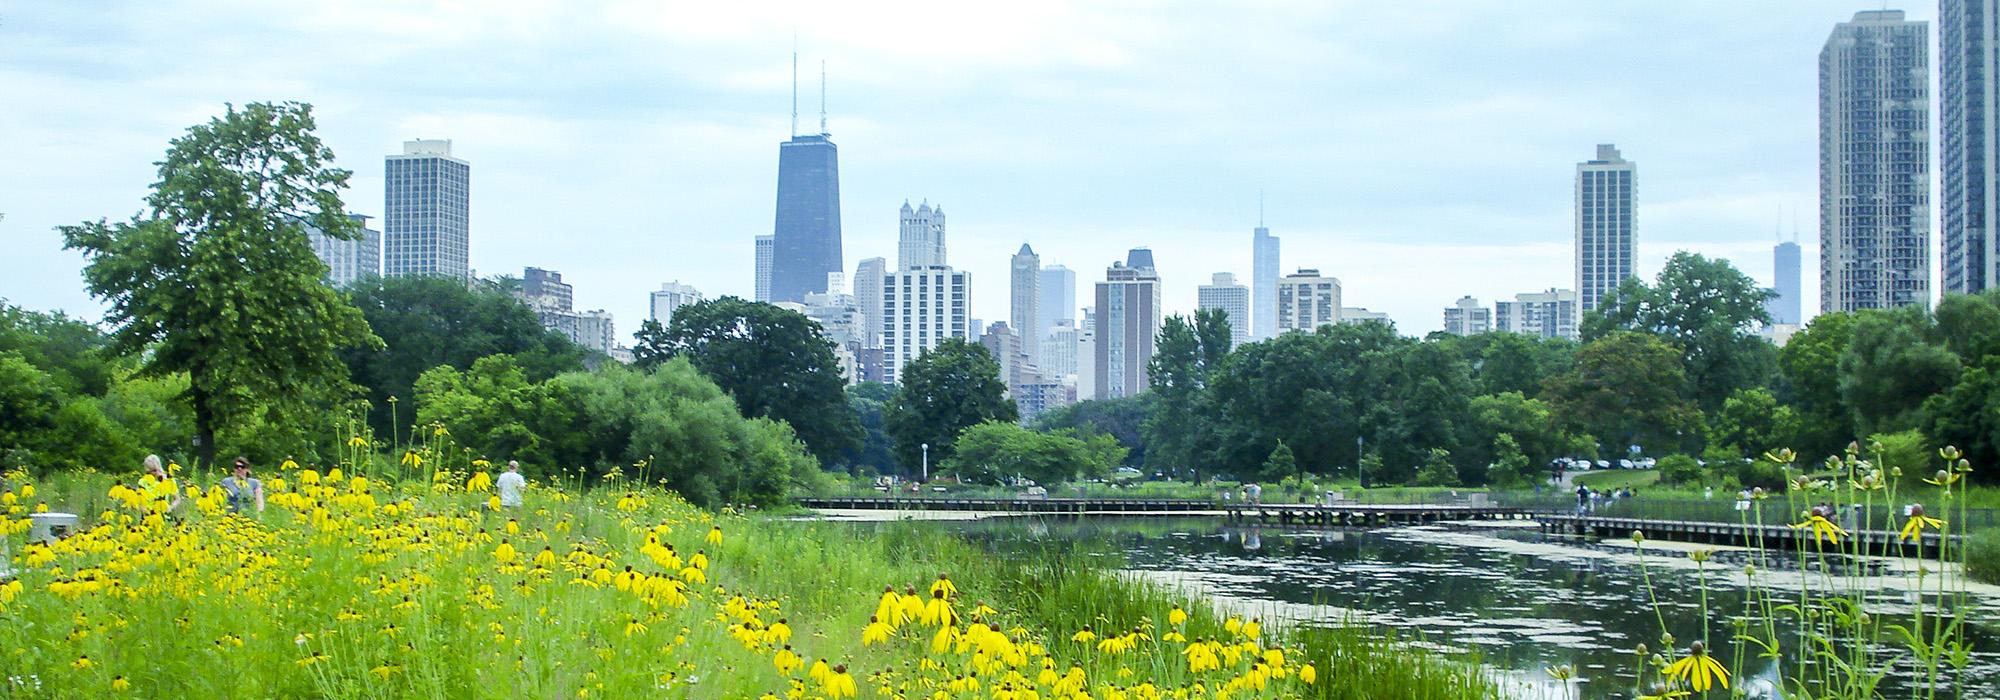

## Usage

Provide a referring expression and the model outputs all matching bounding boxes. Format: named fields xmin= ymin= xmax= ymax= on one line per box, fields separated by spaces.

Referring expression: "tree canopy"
xmin=944 ymin=421 xmax=1125 ymax=485
xmin=61 ymin=102 xmax=379 ymax=468
xmin=632 ymin=297 xmax=860 ymax=465
xmin=883 ymin=339 xmax=1015 ymax=474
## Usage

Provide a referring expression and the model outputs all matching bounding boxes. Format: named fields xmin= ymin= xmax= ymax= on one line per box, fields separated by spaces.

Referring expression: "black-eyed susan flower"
xmin=1899 ymin=504 xmax=1946 ymax=542
xmin=1663 ymin=641 xmax=1729 ymax=692
xmin=1791 ymin=513 xmax=1848 ymax=545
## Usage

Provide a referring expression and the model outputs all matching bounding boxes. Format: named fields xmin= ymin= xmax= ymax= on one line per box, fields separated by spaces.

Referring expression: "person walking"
xmin=219 ymin=457 xmax=264 ymax=514
xmin=496 ymin=460 xmax=527 ymax=509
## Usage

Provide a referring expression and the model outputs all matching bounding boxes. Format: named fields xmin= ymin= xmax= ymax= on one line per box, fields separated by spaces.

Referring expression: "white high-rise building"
xmin=1576 ymin=144 xmax=1636 ymax=313
xmin=1822 ymin=10 xmax=1932 ymax=311
xmin=1275 ymin=269 xmax=1341 ymax=332
xmin=754 ymin=234 xmax=775 ymax=302
xmin=650 ymin=281 xmax=703 ymax=326
xmin=384 ymin=139 xmax=470 ymax=281
xmin=1339 ymin=308 xmax=1391 ymax=326
xmin=898 ymin=201 xmax=947 ymax=270
xmin=1442 ymin=296 xmax=1492 ymax=336
xmin=1040 ymin=321 xmax=1079 ymax=382
xmin=1495 ymin=288 xmax=1579 ymax=340
xmin=1076 ymin=307 xmax=1097 ymax=400
xmin=305 ymin=214 xmax=381 ymax=287
xmin=882 ymin=268 xmax=970 ymax=385
xmin=1196 ymin=272 xmax=1251 ymax=349
xmin=1252 ymin=222 xmax=1280 ymax=340
xmin=1037 ymin=265 xmax=1076 ymax=341
xmin=1011 ymin=244 xmax=1041 ymax=367
xmin=1093 ymin=251 xmax=1161 ymax=400
xmin=853 ymin=257 xmax=887 ymax=348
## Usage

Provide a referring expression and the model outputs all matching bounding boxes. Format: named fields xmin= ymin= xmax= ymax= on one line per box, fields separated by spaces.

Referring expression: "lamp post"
xmin=1356 ymin=436 xmax=1365 ymax=489
xmin=921 ymin=443 xmax=930 ymax=483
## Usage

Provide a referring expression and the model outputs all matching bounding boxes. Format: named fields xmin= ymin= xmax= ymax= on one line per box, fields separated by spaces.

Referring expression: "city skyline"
xmin=0 ymin=2 xmax=1936 ymax=337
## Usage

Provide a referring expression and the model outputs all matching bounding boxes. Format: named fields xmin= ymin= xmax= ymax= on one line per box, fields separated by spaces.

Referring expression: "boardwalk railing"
xmin=1498 ymin=495 xmax=2000 ymax=534
xmin=1537 ymin=513 xmax=1962 ymax=558
xmin=799 ymin=496 xmax=1527 ymax=524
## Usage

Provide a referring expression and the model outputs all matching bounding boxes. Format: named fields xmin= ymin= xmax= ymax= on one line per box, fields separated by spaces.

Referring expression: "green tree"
xmin=1870 ymin=429 xmax=1934 ymax=488
xmin=343 ymin=276 xmax=591 ymax=442
xmin=1656 ymin=454 xmax=1703 ymax=486
xmin=1414 ymin=447 xmax=1459 ymax=487
xmin=0 ymin=303 xmax=121 ymax=397
xmin=1922 ymin=358 xmax=2000 ymax=479
xmin=1706 ymin=387 xmax=1795 ymax=458
xmin=1474 ymin=332 xmax=1575 ymax=398
xmin=1934 ymin=289 xmax=2000 ymax=362
xmin=1144 ymin=315 xmax=1222 ymax=477
xmin=1544 ymin=331 xmax=1701 ymax=456
xmin=1261 ymin=441 xmax=1298 ymax=484
xmin=632 ymin=297 xmax=860 ymax=465
xmin=944 ymin=421 xmax=1124 ymax=485
xmin=1193 ymin=307 xmax=1234 ymax=370
xmin=1467 ymin=391 xmax=1564 ymax=470
xmin=413 ymin=355 xmax=581 ymax=470
xmin=1485 ymin=434 xmax=1537 ymax=489
xmin=1585 ymin=251 xmax=1777 ymax=410
xmin=884 ymin=339 xmax=1015 ymax=475
xmin=1777 ymin=312 xmax=1857 ymax=460
xmin=1034 ymin=396 xmax=1150 ymax=466
xmin=1839 ymin=307 xmax=1961 ymax=436
xmin=61 ymin=102 xmax=379 ymax=468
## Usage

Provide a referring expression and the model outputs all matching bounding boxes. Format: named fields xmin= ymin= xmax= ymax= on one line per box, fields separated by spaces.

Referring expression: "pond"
xmin=914 ymin=515 xmax=2000 ymax=699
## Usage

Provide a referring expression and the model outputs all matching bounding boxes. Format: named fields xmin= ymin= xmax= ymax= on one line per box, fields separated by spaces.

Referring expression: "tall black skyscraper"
xmin=770 ymin=58 xmax=843 ymax=303
xmin=771 ymin=133 xmax=842 ymax=302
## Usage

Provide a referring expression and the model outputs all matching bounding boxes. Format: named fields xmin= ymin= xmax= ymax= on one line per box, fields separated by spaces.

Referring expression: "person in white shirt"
xmin=496 ymin=460 xmax=527 ymax=509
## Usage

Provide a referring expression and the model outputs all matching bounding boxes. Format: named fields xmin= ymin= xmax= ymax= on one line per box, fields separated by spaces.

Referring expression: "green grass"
xmin=1571 ymin=469 xmax=1660 ymax=490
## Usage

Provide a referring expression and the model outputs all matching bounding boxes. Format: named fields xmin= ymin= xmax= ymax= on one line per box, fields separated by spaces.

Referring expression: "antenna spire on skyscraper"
xmin=790 ymin=41 xmax=799 ymax=138
xmin=820 ymin=60 xmax=828 ymax=135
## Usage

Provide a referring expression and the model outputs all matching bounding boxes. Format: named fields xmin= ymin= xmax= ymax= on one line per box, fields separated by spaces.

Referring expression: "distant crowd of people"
xmin=1573 ymin=484 xmax=1638 ymax=514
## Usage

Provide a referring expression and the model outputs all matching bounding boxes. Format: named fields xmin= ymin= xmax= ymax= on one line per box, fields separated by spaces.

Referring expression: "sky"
xmin=0 ymin=1 xmax=1938 ymax=338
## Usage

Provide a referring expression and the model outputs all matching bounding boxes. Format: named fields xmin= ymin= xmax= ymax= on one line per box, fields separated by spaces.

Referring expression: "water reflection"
xmin=939 ymin=517 xmax=2000 ymax=700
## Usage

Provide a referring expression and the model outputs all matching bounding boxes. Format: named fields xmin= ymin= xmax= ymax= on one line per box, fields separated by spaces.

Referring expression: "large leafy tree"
xmin=1143 ymin=313 xmax=1230 ymax=477
xmin=944 ymin=421 xmax=1125 ymax=485
xmin=1705 ymin=387 xmax=1796 ymax=458
xmin=1585 ymin=251 xmax=1777 ymax=410
xmin=62 ymin=102 xmax=379 ymax=468
xmin=1924 ymin=357 xmax=2000 ymax=474
xmin=883 ymin=338 xmax=1015 ymax=475
xmin=343 ymin=276 xmax=591 ymax=441
xmin=1467 ymin=391 xmax=1564 ymax=472
xmin=1838 ymin=307 xmax=1961 ymax=436
xmin=1033 ymin=395 xmax=1150 ymax=466
xmin=839 ymin=382 xmax=898 ymax=474
xmin=1543 ymin=331 xmax=1701 ymax=456
xmin=632 ymin=297 xmax=860 ymax=465
xmin=1776 ymin=312 xmax=1857 ymax=460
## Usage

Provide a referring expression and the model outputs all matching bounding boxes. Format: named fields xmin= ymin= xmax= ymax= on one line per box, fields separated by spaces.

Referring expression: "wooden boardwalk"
xmin=1537 ymin=514 xmax=1961 ymax=558
xmin=799 ymin=496 xmax=1527 ymax=524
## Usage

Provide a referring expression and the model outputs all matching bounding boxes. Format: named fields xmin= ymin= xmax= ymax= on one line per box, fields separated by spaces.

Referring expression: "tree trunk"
xmin=191 ymin=381 xmax=216 ymax=472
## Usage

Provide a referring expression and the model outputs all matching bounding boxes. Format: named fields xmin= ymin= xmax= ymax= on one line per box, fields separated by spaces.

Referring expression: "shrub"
xmin=1656 ymin=454 xmax=1703 ymax=486
xmin=1969 ymin=529 xmax=2000 ymax=586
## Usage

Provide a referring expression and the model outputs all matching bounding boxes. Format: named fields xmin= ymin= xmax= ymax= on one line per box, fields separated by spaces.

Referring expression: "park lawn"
xmin=1571 ymin=469 xmax=1661 ymax=490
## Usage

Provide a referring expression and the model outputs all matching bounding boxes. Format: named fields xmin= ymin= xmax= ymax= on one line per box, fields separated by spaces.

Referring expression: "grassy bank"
xmin=0 ymin=467 xmax=1496 ymax=699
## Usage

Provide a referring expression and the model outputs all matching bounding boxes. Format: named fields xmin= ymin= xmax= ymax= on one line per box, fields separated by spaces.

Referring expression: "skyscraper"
xmin=1822 ymin=10 xmax=1931 ymax=312
xmin=1942 ymin=0 xmax=1999 ymax=295
xmin=1252 ymin=221 xmax=1280 ymax=340
xmin=650 ymin=281 xmax=702 ymax=326
xmin=1010 ymin=244 xmax=1041 ymax=366
xmin=1576 ymin=144 xmax=1635 ymax=313
xmin=898 ymin=201 xmax=947 ymax=270
xmin=305 ymin=214 xmax=381 ymax=287
xmin=853 ymin=257 xmax=887 ymax=348
xmin=754 ymin=235 xmax=774 ymax=302
xmin=1275 ymin=269 xmax=1341 ymax=332
xmin=770 ymin=132 xmax=843 ymax=303
xmin=1442 ymin=296 xmax=1492 ymax=336
xmin=1196 ymin=272 xmax=1251 ymax=348
xmin=522 ymin=267 xmax=574 ymax=312
xmin=1037 ymin=265 xmax=1076 ymax=340
xmin=1093 ymin=251 xmax=1161 ymax=400
xmin=1768 ymin=241 xmax=1803 ymax=325
xmin=383 ymin=139 xmax=470 ymax=281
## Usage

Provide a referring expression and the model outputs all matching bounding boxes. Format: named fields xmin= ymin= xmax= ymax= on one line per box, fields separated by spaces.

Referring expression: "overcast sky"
xmin=0 ymin=1 xmax=1934 ymax=338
